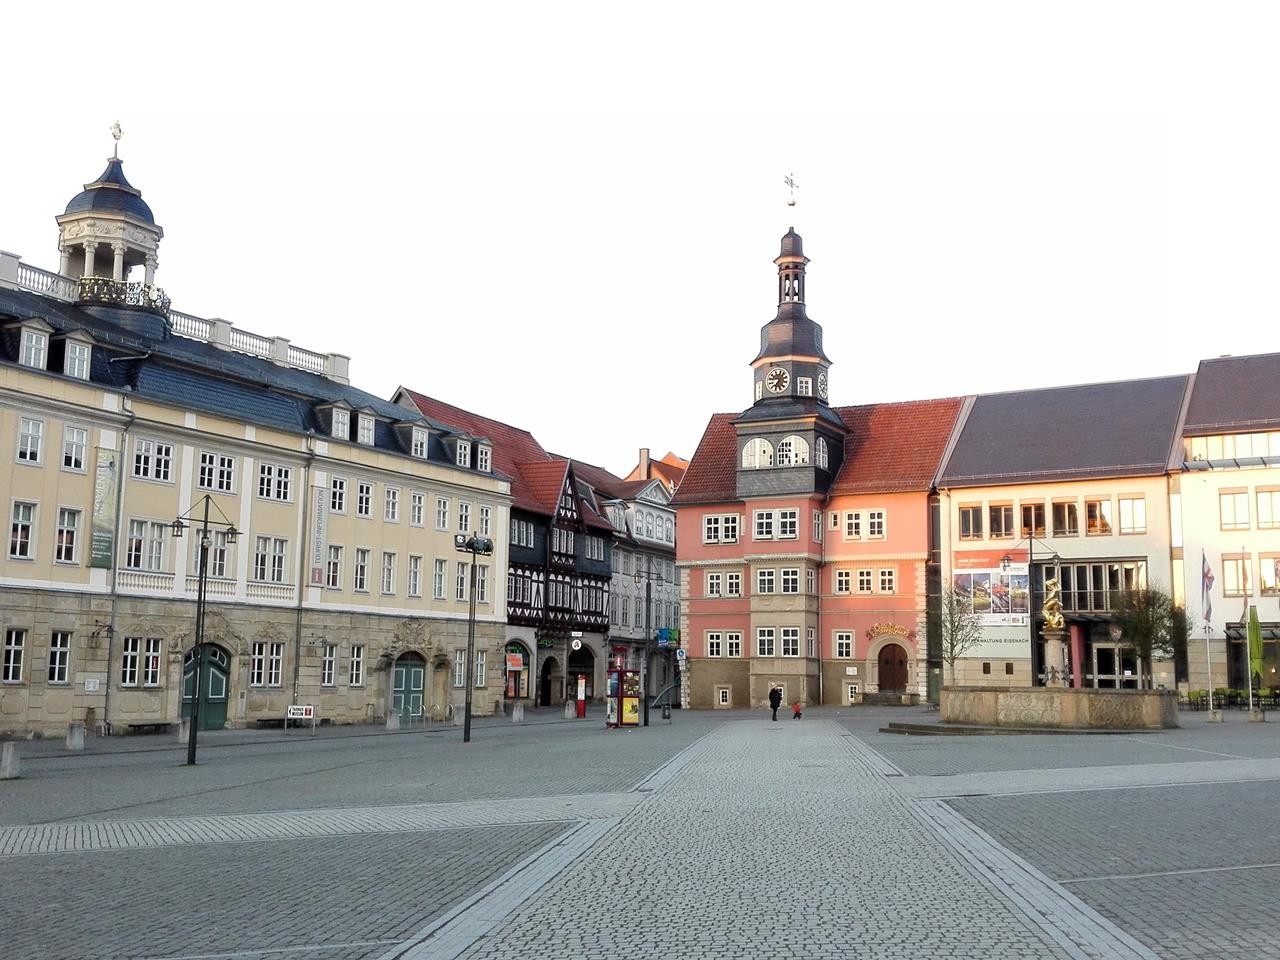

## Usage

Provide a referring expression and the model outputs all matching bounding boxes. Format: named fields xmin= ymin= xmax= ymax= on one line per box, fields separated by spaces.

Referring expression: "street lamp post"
xmin=1001 ymin=535 xmax=1059 ymax=685
xmin=454 ymin=533 xmax=493 ymax=743
xmin=634 ymin=557 xmax=665 ymax=727
xmin=171 ymin=494 xmax=239 ymax=766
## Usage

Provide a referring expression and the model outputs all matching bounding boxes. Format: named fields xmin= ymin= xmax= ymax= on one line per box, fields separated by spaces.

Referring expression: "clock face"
xmin=765 ymin=367 xmax=790 ymax=393
xmin=817 ymin=372 xmax=828 ymax=399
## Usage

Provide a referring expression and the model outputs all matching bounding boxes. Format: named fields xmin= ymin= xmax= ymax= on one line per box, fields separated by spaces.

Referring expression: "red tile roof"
xmin=831 ymin=397 xmax=964 ymax=494
xmin=549 ymin=456 xmax=634 ymax=531
xmin=673 ymin=399 xmax=964 ymax=504
xmin=671 ymin=413 xmax=740 ymax=504
xmin=399 ymin=389 xmax=554 ymax=514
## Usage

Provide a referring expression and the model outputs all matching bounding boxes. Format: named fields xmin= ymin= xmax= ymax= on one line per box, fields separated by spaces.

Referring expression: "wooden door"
xmin=878 ymin=644 xmax=908 ymax=691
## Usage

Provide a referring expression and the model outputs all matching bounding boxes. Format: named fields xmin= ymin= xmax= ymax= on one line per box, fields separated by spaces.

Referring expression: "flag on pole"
xmin=1241 ymin=547 xmax=1250 ymax=622
xmin=1201 ymin=549 xmax=1214 ymax=623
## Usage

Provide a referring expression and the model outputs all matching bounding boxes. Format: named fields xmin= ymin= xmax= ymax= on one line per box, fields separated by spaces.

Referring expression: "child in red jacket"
xmin=792 ymin=700 xmax=803 ymax=719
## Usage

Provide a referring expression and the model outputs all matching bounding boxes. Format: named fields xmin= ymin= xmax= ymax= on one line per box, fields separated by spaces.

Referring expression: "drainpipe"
xmin=103 ymin=396 xmax=134 ymax=734
xmin=817 ymin=497 xmax=826 ymax=706
xmin=292 ymin=434 xmax=316 ymax=706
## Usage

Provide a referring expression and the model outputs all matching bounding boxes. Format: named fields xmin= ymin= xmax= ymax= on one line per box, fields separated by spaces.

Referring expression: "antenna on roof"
xmin=784 ymin=173 xmax=798 ymax=208
xmin=111 ymin=121 xmax=123 ymax=159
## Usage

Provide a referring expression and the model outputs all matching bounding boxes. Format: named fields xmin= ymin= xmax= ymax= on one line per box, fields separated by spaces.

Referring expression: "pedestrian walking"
xmin=768 ymin=685 xmax=782 ymax=721
xmin=792 ymin=700 xmax=803 ymax=720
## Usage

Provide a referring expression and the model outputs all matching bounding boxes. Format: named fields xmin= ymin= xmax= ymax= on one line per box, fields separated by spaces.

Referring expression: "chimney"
xmin=639 ymin=447 xmax=650 ymax=479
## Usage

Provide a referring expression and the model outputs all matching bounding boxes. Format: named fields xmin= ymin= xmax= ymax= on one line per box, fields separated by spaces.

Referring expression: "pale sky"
xmin=3 ymin=3 xmax=1278 ymax=478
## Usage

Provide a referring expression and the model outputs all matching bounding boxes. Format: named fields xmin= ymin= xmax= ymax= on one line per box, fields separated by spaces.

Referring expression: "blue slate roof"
xmin=0 ymin=285 xmax=493 ymax=474
xmin=939 ymin=375 xmax=1191 ymax=487
xmin=64 ymin=159 xmax=157 ymax=225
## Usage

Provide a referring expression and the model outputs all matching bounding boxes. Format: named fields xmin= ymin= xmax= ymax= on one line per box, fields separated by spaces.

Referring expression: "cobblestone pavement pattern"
xmin=453 ymin=720 xmax=1086 ymax=960
xmin=4 ymin=707 xmax=1278 ymax=959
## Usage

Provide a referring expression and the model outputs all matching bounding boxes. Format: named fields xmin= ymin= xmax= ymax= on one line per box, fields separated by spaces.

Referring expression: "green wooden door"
xmin=182 ymin=645 xmax=230 ymax=730
xmin=392 ymin=657 xmax=425 ymax=719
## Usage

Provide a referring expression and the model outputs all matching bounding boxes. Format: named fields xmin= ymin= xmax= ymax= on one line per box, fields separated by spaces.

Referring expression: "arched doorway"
xmin=567 ymin=646 xmax=596 ymax=700
xmin=540 ymin=655 xmax=561 ymax=706
xmin=181 ymin=643 xmax=230 ymax=730
xmin=877 ymin=643 xmax=909 ymax=692
xmin=393 ymin=652 xmax=426 ymax=719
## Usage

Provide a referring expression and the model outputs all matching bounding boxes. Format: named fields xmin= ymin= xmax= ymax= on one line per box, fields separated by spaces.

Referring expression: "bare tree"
xmin=1111 ymin=587 xmax=1179 ymax=689
xmin=941 ymin=588 xmax=984 ymax=685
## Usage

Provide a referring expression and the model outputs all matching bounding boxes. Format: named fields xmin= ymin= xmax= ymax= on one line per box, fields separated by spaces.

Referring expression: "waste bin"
xmin=575 ymin=697 xmax=587 ymax=719
xmin=662 ymin=704 xmax=671 ymax=721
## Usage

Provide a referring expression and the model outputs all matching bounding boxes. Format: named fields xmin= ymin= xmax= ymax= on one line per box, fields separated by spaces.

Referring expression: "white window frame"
xmin=706 ymin=632 xmax=722 ymax=657
xmin=126 ymin=519 xmax=167 ymax=571
xmin=479 ymin=505 xmax=492 ymax=536
xmin=411 ymin=427 xmax=428 ymax=458
xmin=757 ymin=569 xmax=775 ymax=594
xmin=20 ymin=328 xmax=47 ymax=369
xmin=326 ymin=545 xmax=343 ymax=589
xmin=4 ymin=629 xmax=26 ymax=683
xmin=381 ymin=551 xmax=396 ymax=595
xmin=879 ymin=567 xmax=896 ymax=593
xmin=133 ymin=438 xmax=173 ymax=482
xmin=433 ymin=559 xmax=446 ymax=599
xmin=1118 ymin=496 xmax=1147 ymax=534
xmin=726 ymin=572 xmax=742 ymax=597
xmin=797 ymin=376 xmax=812 ymax=397
xmin=453 ymin=649 xmax=466 ymax=687
xmin=781 ymin=568 xmax=800 ymax=594
xmin=436 ymin=497 xmax=450 ymax=530
xmin=55 ymin=507 xmax=80 ymax=563
xmin=350 ymin=645 xmax=365 ymax=686
xmin=867 ymin=509 xmax=886 ymax=539
xmin=456 ymin=561 xmax=469 ymax=601
xmin=357 ymin=414 xmax=375 ymax=446
xmin=356 ymin=481 xmax=373 ymax=517
xmin=10 ymin=501 xmax=36 ymax=559
xmin=754 ymin=510 xmax=775 ymax=540
xmin=778 ymin=509 xmax=798 ymax=539
xmin=62 ymin=426 xmax=87 ymax=472
xmin=353 ymin=548 xmax=370 ymax=592
xmin=845 ymin=511 xmax=862 ymax=539
xmin=48 ymin=631 xmax=72 ymax=684
xmin=781 ymin=627 xmax=800 ymax=657
xmin=410 ymin=492 xmax=425 ymax=526
xmin=835 ymin=569 xmax=851 ymax=594
xmin=836 ymin=632 xmax=853 ymax=659
xmin=17 ymin=417 xmax=43 ymax=464
xmin=331 ymin=408 xmax=350 ymax=441
xmin=321 ymin=644 xmax=336 ymax=686
xmin=477 ymin=445 xmax=491 ymax=472
xmin=857 ymin=568 xmax=873 ymax=594
xmin=198 ymin=451 xmax=236 ymax=493
xmin=456 ymin=440 xmax=472 ymax=468
xmin=408 ymin=555 xmax=423 ymax=598
xmin=257 ymin=462 xmax=292 ymax=501
xmin=706 ymin=572 xmax=722 ymax=597
xmin=756 ymin=628 xmax=775 ymax=657
xmin=63 ymin=340 xmax=91 ymax=379
xmin=330 ymin=476 xmax=347 ymax=513
xmin=384 ymin=486 xmax=400 ymax=523
xmin=458 ymin=502 xmax=472 ymax=534
xmin=726 ymin=632 xmax=742 ymax=658
xmin=474 ymin=649 xmax=486 ymax=687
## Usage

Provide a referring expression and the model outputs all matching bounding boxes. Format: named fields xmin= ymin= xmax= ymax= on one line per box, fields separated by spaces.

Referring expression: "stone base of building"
xmin=941 ymin=685 xmax=1178 ymax=729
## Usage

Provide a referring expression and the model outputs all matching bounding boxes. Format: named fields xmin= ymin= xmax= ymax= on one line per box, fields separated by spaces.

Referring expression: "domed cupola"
xmin=55 ymin=125 xmax=164 ymax=289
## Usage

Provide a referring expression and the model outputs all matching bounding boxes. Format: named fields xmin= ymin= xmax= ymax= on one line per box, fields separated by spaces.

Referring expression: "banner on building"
xmin=310 ymin=485 xmax=328 ymax=586
xmin=89 ymin=448 xmax=119 ymax=569
xmin=953 ymin=550 xmax=1028 ymax=626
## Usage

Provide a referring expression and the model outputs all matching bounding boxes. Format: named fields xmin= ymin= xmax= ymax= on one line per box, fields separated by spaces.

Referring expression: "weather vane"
xmin=111 ymin=121 xmax=122 ymax=159
xmin=784 ymin=173 xmax=798 ymax=207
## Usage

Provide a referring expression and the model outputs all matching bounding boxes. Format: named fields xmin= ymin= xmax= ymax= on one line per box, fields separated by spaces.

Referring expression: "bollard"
xmin=177 ymin=719 xmax=190 ymax=742
xmin=1249 ymin=708 xmax=1266 ymax=723
xmin=385 ymin=712 xmax=401 ymax=731
xmin=0 ymin=742 xmax=19 ymax=779
xmin=66 ymin=722 xmax=85 ymax=751
xmin=494 ymin=700 xmax=505 ymax=718
xmin=1207 ymin=710 xmax=1224 ymax=723
xmin=452 ymin=707 xmax=465 ymax=727
xmin=512 ymin=701 xmax=525 ymax=723
xmin=563 ymin=700 xmax=576 ymax=720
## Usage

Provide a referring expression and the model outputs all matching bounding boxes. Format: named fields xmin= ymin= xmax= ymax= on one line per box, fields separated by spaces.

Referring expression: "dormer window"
xmin=776 ymin=435 xmax=810 ymax=466
xmin=456 ymin=440 xmax=472 ymax=468
xmin=64 ymin=341 xmax=91 ymax=380
xmin=816 ymin=437 xmax=829 ymax=469
xmin=332 ymin=409 xmax=350 ymax=441
xmin=411 ymin=427 xmax=428 ymax=459
xmin=20 ymin=329 xmax=47 ymax=370
xmin=357 ymin=415 xmax=375 ymax=446
xmin=477 ymin=444 xmax=491 ymax=472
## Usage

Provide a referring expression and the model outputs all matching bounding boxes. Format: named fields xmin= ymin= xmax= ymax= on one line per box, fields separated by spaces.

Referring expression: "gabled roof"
xmin=1184 ymin=352 xmax=1280 ymax=435
xmin=831 ymin=397 xmax=965 ymax=495
xmin=939 ymin=375 xmax=1190 ymax=487
xmin=671 ymin=413 xmax=739 ymax=505
xmin=398 ymin=388 xmax=552 ymax=512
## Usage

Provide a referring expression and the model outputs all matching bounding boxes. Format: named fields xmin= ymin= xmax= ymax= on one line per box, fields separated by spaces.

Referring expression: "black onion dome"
xmin=64 ymin=158 xmax=156 ymax=225
xmin=778 ymin=226 xmax=804 ymax=258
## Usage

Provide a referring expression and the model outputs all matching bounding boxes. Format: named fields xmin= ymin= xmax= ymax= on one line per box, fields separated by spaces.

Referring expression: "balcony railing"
xmin=0 ymin=251 xmax=351 ymax=383
xmin=118 ymin=570 xmax=175 ymax=593
xmin=78 ymin=276 xmax=172 ymax=316
xmin=246 ymin=581 xmax=295 ymax=603
xmin=185 ymin=575 xmax=236 ymax=598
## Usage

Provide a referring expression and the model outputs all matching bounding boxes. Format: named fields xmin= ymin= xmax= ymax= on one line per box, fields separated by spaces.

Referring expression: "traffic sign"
xmin=675 ymin=648 xmax=687 ymax=660
xmin=571 ymin=638 xmax=582 ymax=651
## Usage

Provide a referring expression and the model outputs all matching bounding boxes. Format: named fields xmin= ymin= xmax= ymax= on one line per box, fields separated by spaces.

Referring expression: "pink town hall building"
xmin=673 ymin=228 xmax=964 ymax=709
